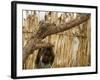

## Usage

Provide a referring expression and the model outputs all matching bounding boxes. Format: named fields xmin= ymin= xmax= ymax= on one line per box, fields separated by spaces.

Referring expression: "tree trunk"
xmin=23 ymin=14 xmax=90 ymax=69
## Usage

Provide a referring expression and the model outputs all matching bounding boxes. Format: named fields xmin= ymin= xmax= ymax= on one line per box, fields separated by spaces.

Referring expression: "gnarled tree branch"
xmin=23 ymin=14 xmax=90 ymax=68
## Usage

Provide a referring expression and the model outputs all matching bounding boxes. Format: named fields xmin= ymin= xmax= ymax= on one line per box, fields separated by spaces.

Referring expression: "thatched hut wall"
xmin=22 ymin=11 xmax=91 ymax=69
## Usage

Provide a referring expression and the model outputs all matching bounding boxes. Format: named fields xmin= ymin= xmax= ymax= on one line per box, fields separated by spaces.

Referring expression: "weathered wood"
xmin=23 ymin=14 xmax=90 ymax=68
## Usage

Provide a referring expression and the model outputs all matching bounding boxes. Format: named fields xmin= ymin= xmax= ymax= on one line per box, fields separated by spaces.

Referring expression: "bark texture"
xmin=23 ymin=14 xmax=90 ymax=68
